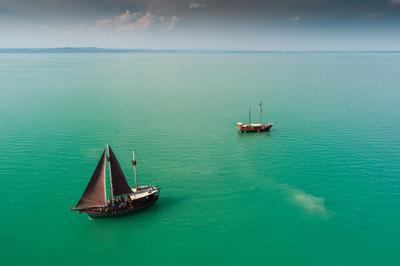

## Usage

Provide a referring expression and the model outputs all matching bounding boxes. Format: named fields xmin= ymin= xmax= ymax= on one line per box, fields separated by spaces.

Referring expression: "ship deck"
xmin=129 ymin=186 xmax=159 ymax=200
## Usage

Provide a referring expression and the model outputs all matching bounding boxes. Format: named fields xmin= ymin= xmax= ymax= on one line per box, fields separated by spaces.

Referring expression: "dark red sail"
xmin=74 ymin=149 xmax=107 ymax=210
xmin=108 ymin=146 xmax=132 ymax=196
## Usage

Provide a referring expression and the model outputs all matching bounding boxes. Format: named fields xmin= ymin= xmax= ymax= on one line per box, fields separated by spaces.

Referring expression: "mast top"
xmin=248 ymin=105 xmax=251 ymax=124
xmin=132 ymin=149 xmax=136 ymax=165
xmin=132 ymin=148 xmax=138 ymax=189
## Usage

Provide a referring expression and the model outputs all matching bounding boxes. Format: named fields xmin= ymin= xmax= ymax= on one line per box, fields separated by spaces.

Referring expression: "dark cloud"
xmin=2 ymin=0 xmax=400 ymax=27
xmin=1 ymin=0 xmax=400 ymax=49
xmin=2 ymin=0 xmax=399 ymax=19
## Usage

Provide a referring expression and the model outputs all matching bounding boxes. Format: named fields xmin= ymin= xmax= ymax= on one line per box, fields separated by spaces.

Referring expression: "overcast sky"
xmin=1 ymin=0 xmax=400 ymax=49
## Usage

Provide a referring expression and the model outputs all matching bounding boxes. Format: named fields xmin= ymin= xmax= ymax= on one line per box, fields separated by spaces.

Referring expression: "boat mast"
xmin=132 ymin=149 xmax=138 ymax=190
xmin=106 ymin=144 xmax=114 ymax=200
xmin=248 ymin=106 xmax=251 ymax=125
xmin=259 ymin=101 xmax=263 ymax=123
xmin=103 ymin=147 xmax=107 ymax=204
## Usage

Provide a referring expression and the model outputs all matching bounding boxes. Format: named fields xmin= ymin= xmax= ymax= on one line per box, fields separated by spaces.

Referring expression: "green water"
xmin=1 ymin=52 xmax=399 ymax=265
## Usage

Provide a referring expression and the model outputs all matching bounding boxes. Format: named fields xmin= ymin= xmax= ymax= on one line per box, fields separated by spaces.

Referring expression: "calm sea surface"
xmin=0 ymin=52 xmax=399 ymax=265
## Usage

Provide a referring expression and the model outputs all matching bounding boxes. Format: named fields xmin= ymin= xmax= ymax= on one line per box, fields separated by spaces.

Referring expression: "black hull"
xmin=237 ymin=123 xmax=273 ymax=133
xmin=84 ymin=195 xmax=158 ymax=219
xmin=240 ymin=127 xmax=271 ymax=133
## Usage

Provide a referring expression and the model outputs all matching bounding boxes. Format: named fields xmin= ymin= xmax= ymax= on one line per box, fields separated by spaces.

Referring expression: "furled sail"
xmin=74 ymin=149 xmax=107 ymax=210
xmin=108 ymin=146 xmax=132 ymax=196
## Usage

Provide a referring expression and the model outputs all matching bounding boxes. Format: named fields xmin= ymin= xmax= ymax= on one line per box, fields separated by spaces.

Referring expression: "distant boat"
xmin=237 ymin=101 xmax=274 ymax=133
xmin=72 ymin=145 xmax=159 ymax=219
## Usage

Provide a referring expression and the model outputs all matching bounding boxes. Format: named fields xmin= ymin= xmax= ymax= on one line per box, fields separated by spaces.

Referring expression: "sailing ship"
xmin=237 ymin=101 xmax=274 ymax=133
xmin=72 ymin=145 xmax=159 ymax=219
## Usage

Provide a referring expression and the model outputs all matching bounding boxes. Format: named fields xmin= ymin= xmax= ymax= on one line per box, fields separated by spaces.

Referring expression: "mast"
xmin=106 ymin=144 xmax=114 ymax=200
xmin=132 ymin=149 xmax=138 ymax=190
xmin=103 ymin=146 xmax=107 ymax=203
xmin=248 ymin=106 xmax=251 ymax=125
xmin=259 ymin=101 xmax=263 ymax=123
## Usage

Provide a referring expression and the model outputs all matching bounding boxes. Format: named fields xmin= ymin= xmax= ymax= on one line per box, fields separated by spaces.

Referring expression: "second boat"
xmin=237 ymin=101 xmax=274 ymax=133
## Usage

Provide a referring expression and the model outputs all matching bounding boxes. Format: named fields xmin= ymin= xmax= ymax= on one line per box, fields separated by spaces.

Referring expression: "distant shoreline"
xmin=0 ymin=47 xmax=400 ymax=54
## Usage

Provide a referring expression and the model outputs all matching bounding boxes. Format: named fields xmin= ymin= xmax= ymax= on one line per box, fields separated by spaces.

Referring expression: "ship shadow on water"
xmin=78 ymin=196 xmax=189 ymax=248
xmin=140 ymin=194 xmax=191 ymax=215
xmin=236 ymin=131 xmax=274 ymax=140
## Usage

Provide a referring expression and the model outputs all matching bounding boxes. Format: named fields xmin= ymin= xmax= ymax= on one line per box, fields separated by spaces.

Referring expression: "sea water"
xmin=0 ymin=52 xmax=399 ymax=265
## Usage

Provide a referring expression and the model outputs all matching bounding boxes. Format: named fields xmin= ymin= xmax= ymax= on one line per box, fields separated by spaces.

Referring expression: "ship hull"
xmin=83 ymin=193 xmax=159 ymax=219
xmin=237 ymin=123 xmax=273 ymax=133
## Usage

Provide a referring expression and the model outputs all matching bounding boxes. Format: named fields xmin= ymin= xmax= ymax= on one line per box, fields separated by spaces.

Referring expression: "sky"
xmin=0 ymin=0 xmax=400 ymax=50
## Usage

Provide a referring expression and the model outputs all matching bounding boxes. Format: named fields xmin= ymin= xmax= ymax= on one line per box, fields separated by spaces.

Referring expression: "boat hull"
xmin=237 ymin=123 xmax=273 ymax=133
xmin=83 ymin=193 xmax=159 ymax=219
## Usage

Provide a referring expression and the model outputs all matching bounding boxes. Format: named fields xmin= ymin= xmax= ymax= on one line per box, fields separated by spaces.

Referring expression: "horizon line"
xmin=1 ymin=47 xmax=400 ymax=53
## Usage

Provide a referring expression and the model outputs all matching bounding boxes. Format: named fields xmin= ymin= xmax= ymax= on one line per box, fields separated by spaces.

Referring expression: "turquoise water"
xmin=1 ymin=52 xmax=399 ymax=265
